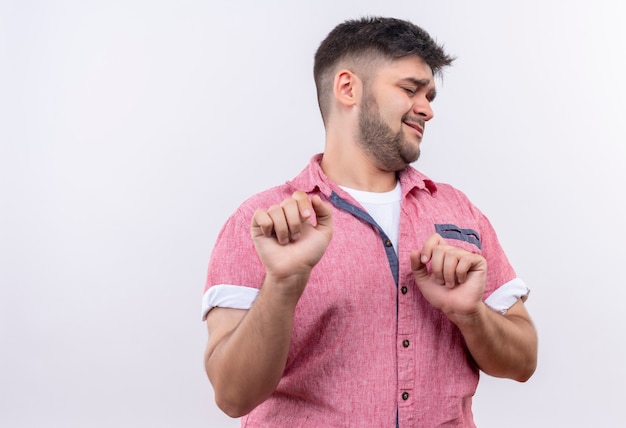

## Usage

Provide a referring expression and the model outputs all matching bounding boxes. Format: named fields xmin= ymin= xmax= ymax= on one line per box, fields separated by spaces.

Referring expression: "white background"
xmin=2 ymin=1 xmax=625 ymax=427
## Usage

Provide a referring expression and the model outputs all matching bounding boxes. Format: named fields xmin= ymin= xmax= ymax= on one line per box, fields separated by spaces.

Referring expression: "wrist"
xmin=262 ymin=271 xmax=311 ymax=302
xmin=447 ymin=301 xmax=489 ymax=330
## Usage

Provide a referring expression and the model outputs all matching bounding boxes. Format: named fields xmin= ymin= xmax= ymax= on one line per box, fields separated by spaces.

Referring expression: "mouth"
xmin=403 ymin=120 xmax=424 ymax=139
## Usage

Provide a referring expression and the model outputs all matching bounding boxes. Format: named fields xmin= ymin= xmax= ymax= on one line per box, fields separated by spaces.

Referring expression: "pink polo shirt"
xmin=204 ymin=154 xmax=528 ymax=427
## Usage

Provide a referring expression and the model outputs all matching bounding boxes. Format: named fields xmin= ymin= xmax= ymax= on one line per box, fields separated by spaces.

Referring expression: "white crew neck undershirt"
xmin=339 ymin=181 xmax=402 ymax=252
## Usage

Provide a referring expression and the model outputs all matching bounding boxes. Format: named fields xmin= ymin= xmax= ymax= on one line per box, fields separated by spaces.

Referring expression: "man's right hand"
xmin=206 ymin=194 xmax=331 ymax=417
xmin=250 ymin=191 xmax=333 ymax=291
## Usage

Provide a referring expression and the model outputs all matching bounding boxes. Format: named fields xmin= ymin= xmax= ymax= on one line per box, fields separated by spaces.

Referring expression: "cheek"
xmin=378 ymin=101 xmax=410 ymax=128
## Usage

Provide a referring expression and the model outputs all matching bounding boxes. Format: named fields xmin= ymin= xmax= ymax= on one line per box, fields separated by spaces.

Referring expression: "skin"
xmin=205 ymin=55 xmax=538 ymax=418
xmin=356 ymin=61 xmax=434 ymax=173
xmin=205 ymin=193 xmax=333 ymax=417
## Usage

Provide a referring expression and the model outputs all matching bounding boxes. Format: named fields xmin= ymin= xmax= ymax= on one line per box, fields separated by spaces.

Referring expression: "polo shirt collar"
xmin=288 ymin=153 xmax=438 ymax=198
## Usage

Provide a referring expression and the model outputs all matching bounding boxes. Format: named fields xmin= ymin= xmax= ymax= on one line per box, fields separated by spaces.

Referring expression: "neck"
xmin=320 ymin=144 xmax=398 ymax=192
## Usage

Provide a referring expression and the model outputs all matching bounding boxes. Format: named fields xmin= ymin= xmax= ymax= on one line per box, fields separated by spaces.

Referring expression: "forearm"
xmin=206 ymin=274 xmax=307 ymax=417
xmin=452 ymin=300 xmax=537 ymax=382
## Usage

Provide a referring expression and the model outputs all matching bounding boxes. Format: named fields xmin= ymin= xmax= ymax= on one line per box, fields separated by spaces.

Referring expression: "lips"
xmin=404 ymin=121 xmax=424 ymax=138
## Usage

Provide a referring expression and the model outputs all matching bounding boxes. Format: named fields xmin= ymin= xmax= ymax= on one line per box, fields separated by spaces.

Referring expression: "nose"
xmin=412 ymin=97 xmax=434 ymax=121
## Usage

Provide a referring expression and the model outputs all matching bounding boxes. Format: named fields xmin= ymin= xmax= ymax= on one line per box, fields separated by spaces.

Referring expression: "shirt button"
xmin=402 ymin=340 xmax=410 ymax=348
xmin=402 ymin=392 xmax=409 ymax=400
xmin=385 ymin=239 xmax=392 ymax=247
xmin=401 ymin=286 xmax=408 ymax=294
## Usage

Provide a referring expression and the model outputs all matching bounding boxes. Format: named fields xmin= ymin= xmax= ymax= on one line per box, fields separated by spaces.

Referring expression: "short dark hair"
xmin=313 ymin=17 xmax=455 ymax=122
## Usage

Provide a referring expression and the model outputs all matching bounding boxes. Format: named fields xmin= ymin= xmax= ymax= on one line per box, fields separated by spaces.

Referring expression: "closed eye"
xmin=401 ymin=86 xmax=436 ymax=102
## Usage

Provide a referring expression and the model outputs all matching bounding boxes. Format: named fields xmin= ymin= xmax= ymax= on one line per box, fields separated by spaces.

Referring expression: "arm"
xmin=411 ymin=233 xmax=537 ymax=382
xmin=204 ymin=192 xmax=333 ymax=417
xmin=454 ymin=298 xmax=537 ymax=381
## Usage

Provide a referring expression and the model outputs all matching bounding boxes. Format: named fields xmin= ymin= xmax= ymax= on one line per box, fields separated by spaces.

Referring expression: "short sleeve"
xmin=468 ymin=200 xmax=523 ymax=303
xmin=202 ymin=206 xmax=266 ymax=319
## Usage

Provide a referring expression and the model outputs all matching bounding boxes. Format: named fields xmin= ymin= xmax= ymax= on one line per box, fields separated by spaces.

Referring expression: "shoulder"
xmin=432 ymin=181 xmax=472 ymax=203
xmin=403 ymin=167 xmax=475 ymax=206
xmin=232 ymin=156 xmax=325 ymax=217
xmin=232 ymin=183 xmax=297 ymax=218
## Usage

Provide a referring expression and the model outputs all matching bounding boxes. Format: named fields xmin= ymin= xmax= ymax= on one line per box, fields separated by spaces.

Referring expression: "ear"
xmin=333 ymin=69 xmax=362 ymax=108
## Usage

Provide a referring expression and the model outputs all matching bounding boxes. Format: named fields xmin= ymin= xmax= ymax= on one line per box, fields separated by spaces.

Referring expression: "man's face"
xmin=356 ymin=56 xmax=437 ymax=172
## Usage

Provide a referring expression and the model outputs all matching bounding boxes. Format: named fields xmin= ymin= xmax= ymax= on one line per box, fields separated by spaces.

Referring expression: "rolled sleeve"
xmin=484 ymin=278 xmax=530 ymax=314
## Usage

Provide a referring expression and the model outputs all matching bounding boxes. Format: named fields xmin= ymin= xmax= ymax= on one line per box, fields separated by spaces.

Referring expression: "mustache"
xmin=402 ymin=115 xmax=425 ymax=128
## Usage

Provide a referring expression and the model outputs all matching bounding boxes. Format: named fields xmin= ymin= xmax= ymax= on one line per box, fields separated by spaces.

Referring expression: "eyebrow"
xmin=401 ymin=77 xmax=437 ymax=101
xmin=403 ymin=77 xmax=431 ymax=87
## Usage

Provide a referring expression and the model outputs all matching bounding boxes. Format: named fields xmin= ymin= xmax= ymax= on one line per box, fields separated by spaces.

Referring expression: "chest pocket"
xmin=435 ymin=223 xmax=482 ymax=252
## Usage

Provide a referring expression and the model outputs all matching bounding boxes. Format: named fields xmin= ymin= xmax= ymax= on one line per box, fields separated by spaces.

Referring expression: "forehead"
xmin=375 ymin=56 xmax=435 ymax=87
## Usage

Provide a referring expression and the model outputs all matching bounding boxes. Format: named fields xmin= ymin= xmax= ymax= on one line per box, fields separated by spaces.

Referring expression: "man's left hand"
xmin=411 ymin=233 xmax=487 ymax=321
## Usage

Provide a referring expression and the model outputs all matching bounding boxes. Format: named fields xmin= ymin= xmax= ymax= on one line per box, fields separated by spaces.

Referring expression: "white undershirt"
xmin=339 ymin=181 xmax=402 ymax=251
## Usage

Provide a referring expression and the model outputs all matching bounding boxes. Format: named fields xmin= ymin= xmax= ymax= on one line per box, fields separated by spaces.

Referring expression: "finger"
xmin=442 ymin=250 xmax=462 ymax=288
xmin=266 ymin=204 xmax=290 ymax=245
xmin=455 ymin=255 xmax=472 ymax=284
xmin=292 ymin=190 xmax=313 ymax=219
xmin=456 ymin=253 xmax=487 ymax=284
xmin=280 ymin=197 xmax=304 ymax=241
xmin=410 ymin=250 xmax=429 ymax=280
xmin=311 ymin=195 xmax=333 ymax=231
xmin=251 ymin=208 xmax=276 ymax=239
xmin=428 ymin=245 xmax=447 ymax=286
xmin=419 ymin=233 xmax=447 ymax=264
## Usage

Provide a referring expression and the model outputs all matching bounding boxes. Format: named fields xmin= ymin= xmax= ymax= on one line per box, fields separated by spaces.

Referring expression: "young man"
xmin=202 ymin=17 xmax=537 ymax=427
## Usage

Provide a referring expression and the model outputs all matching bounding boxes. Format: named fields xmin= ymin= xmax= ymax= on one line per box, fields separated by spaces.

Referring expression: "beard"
xmin=357 ymin=93 xmax=422 ymax=172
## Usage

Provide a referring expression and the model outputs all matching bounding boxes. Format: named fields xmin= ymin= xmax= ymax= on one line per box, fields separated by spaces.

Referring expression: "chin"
xmin=403 ymin=150 xmax=421 ymax=166
xmin=386 ymin=160 xmax=411 ymax=173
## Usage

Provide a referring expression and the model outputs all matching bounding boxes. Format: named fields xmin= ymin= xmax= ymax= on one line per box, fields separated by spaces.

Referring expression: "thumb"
xmin=311 ymin=195 xmax=333 ymax=232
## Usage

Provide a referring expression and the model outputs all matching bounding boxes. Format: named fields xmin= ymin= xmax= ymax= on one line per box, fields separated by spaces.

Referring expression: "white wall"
xmin=2 ymin=1 xmax=625 ymax=427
